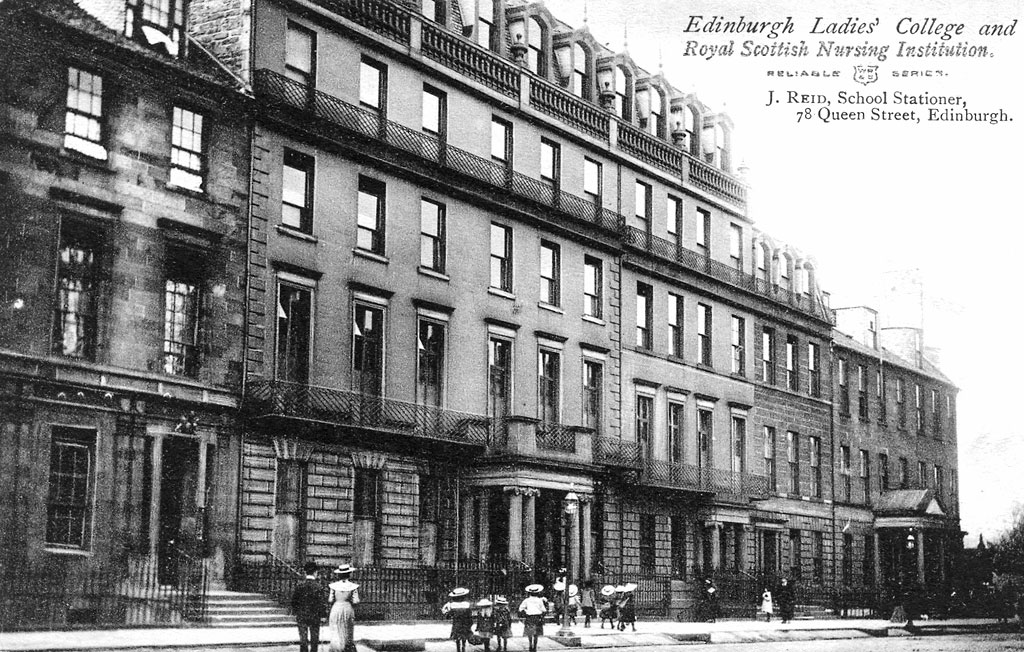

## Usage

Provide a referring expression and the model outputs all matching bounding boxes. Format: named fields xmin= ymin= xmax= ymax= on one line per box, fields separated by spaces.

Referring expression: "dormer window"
xmin=572 ymin=43 xmax=590 ymax=99
xmin=648 ymin=86 xmax=663 ymax=137
xmin=614 ymin=67 xmax=631 ymax=121
xmin=475 ymin=0 xmax=496 ymax=50
xmin=527 ymin=17 xmax=546 ymax=76
xmin=715 ymin=123 xmax=730 ymax=171
xmin=125 ymin=0 xmax=186 ymax=57
xmin=683 ymin=106 xmax=699 ymax=156
xmin=421 ymin=0 xmax=446 ymax=24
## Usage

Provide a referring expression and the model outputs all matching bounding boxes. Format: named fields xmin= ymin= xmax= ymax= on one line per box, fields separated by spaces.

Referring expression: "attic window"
xmin=125 ymin=0 xmax=186 ymax=57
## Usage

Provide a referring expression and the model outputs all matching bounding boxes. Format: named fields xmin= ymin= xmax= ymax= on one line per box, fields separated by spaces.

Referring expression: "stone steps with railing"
xmin=205 ymin=591 xmax=294 ymax=628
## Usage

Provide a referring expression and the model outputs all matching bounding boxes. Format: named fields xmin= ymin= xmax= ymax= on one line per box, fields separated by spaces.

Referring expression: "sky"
xmin=543 ymin=0 xmax=1024 ymax=545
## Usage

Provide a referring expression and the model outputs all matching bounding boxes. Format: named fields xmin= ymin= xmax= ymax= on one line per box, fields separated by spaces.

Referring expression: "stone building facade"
xmin=0 ymin=0 xmax=962 ymax=627
xmin=0 ymin=0 xmax=250 ymax=628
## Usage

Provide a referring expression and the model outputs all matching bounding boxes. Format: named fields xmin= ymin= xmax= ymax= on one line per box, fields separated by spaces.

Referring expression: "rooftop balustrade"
xmin=302 ymin=0 xmax=749 ymax=210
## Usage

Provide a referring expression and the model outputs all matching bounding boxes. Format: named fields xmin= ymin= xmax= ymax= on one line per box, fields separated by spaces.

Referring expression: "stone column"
xmin=710 ymin=522 xmax=722 ymax=570
xmin=523 ymin=489 xmax=538 ymax=566
xmin=506 ymin=488 xmax=524 ymax=562
xmin=738 ymin=525 xmax=750 ymax=573
xmin=917 ymin=530 xmax=926 ymax=584
xmin=694 ymin=522 xmax=705 ymax=574
xmin=580 ymin=496 xmax=593 ymax=578
xmin=148 ymin=434 xmax=164 ymax=558
xmin=460 ymin=490 xmax=475 ymax=559
xmin=478 ymin=489 xmax=491 ymax=560
xmin=939 ymin=534 xmax=947 ymax=582
xmin=873 ymin=531 xmax=883 ymax=587
xmin=568 ymin=495 xmax=581 ymax=582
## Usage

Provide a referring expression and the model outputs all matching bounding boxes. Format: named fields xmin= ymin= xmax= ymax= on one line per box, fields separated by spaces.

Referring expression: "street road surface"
xmin=116 ymin=632 xmax=1024 ymax=652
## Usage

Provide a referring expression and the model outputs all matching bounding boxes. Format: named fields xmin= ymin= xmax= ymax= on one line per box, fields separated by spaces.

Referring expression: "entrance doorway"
xmin=157 ymin=437 xmax=200 ymax=585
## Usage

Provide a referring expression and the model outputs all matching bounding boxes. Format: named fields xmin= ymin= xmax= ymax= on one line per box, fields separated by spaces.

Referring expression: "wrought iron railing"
xmin=246 ymin=378 xmax=494 ymax=446
xmin=623 ymin=226 xmax=827 ymax=319
xmin=617 ymin=122 xmax=684 ymax=175
xmin=254 ymin=69 xmax=621 ymax=236
xmin=640 ymin=459 xmax=769 ymax=498
xmin=536 ymin=422 xmax=576 ymax=453
xmin=529 ymin=77 xmax=610 ymax=141
xmin=0 ymin=550 xmax=208 ymax=630
xmin=254 ymin=69 xmax=823 ymax=320
xmin=593 ymin=436 xmax=641 ymax=467
xmin=233 ymin=552 xmax=305 ymax=611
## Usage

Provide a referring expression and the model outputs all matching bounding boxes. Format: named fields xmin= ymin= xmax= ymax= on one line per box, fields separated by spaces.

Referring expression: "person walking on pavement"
xmin=700 ymin=578 xmax=718 ymax=623
xmin=492 ymin=596 xmax=514 ymax=652
xmin=617 ymin=583 xmax=637 ymax=631
xmin=598 ymin=584 xmax=617 ymax=629
xmin=777 ymin=578 xmax=795 ymax=624
xmin=518 ymin=584 xmax=549 ymax=652
xmin=442 ymin=587 xmax=473 ymax=652
xmin=473 ymin=598 xmax=495 ymax=652
xmin=292 ymin=562 xmax=326 ymax=652
xmin=327 ymin=564 xmax=359 ymax=652
xmin=760 ymin=587 xmax=774 ymax=622
xmin=579 ymin=580 xmax=597 ymax=628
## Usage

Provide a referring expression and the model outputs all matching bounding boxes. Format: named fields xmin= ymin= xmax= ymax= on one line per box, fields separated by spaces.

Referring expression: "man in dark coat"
xmin=292 ymin=562 xmax=326 ymax=652
xmin=777 ymin=578 xmax=795 ymax=624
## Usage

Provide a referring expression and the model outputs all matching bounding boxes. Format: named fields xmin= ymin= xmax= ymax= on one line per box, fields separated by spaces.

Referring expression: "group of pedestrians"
xmin=439 ymin=580 xmax=639 ymax=652
xmin=290 ymin=563 xmax=360 ymax=652
xmin=757 ymin=577 xmax=795 ymax=623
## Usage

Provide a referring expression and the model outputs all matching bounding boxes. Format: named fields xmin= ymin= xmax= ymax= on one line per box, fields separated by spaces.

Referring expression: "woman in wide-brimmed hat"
xmin=442 ymin=588 xmax=474 ymax=652
xmin=518 ymin=584 xmax=548 ymax=652
xmin=598 ymin=585 xmax=618 ymax=629
xmin=327 ymin=564 xmax=359 ymax=652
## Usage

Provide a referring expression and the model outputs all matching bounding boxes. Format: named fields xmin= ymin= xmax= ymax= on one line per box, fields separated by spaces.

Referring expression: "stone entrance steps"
xmin=205 ymin=590 xmax=294 ymax=628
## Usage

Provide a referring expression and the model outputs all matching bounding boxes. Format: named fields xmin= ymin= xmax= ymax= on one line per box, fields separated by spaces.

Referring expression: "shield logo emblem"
xmin=853 ymin=66 xmax=879 ymax=86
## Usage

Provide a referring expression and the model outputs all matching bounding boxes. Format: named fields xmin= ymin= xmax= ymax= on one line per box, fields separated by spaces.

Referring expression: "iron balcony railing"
xmin=623 ymin=226 xmax=830 ymax=320
xmin=246 ymin=378 xmax=494 ymax=446
xmin=254 ymin=69 xmax=622 ymax=236
xmin=254 ymin=69 xmax=823 ymax=322
xmin=593 ymin=436 xmax=641 ymax=468
xmin=536 ymin=421 xmax=576 ymax=453
xmin=641 ymin=459 xmax=770 ymax=499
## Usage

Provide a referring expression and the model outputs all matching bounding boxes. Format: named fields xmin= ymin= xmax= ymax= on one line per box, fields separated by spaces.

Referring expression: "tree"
xmin=992 ymin=504 xmax=1024 ymax=576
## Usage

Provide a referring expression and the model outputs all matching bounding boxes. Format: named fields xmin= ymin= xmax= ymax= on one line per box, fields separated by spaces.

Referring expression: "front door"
xmin=157 ymin=437 xmax=200 ymax=585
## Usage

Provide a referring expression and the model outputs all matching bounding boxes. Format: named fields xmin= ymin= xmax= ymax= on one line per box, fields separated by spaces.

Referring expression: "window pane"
xmin=490 ymin=119 xmax=507 ymax=160
xmin=286 ymin=25 xmax=313 ymax=74
xmin=583 ymin=159 xmax=599 ymax=196
xmin=423 ymin=89 xmax=441 ymax=132
xmin=360 ymin=61 xmax=382 ymax=108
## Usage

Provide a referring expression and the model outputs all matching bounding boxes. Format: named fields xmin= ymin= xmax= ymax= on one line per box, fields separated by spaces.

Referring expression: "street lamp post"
xmin=556 ymin=489 xmax=579 ymax=644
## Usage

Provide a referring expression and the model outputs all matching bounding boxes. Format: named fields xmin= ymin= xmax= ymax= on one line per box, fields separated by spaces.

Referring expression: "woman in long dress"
xmin=328 ymin=564 xmax=360 ymax=652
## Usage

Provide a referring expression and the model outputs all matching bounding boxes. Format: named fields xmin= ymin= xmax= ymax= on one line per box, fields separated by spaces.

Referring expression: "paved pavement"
xmin=0 ymin=618 xmax=1012 ymax=652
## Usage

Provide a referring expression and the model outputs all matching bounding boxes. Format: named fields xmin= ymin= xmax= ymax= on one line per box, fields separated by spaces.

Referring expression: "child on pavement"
xmin=442 ymin=588 xmax=473 ymax=652
xmin=492 ymin=596 xmax=513 ymax=652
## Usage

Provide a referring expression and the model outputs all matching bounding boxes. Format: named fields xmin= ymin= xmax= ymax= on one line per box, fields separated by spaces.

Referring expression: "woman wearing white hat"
xmin=327 ymin=564 xmax=359 ymax=652
xmin=518 ymin=584 xmax=548 ymax=652
xmin=598 ymin=585 xmax=617 ymax=629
